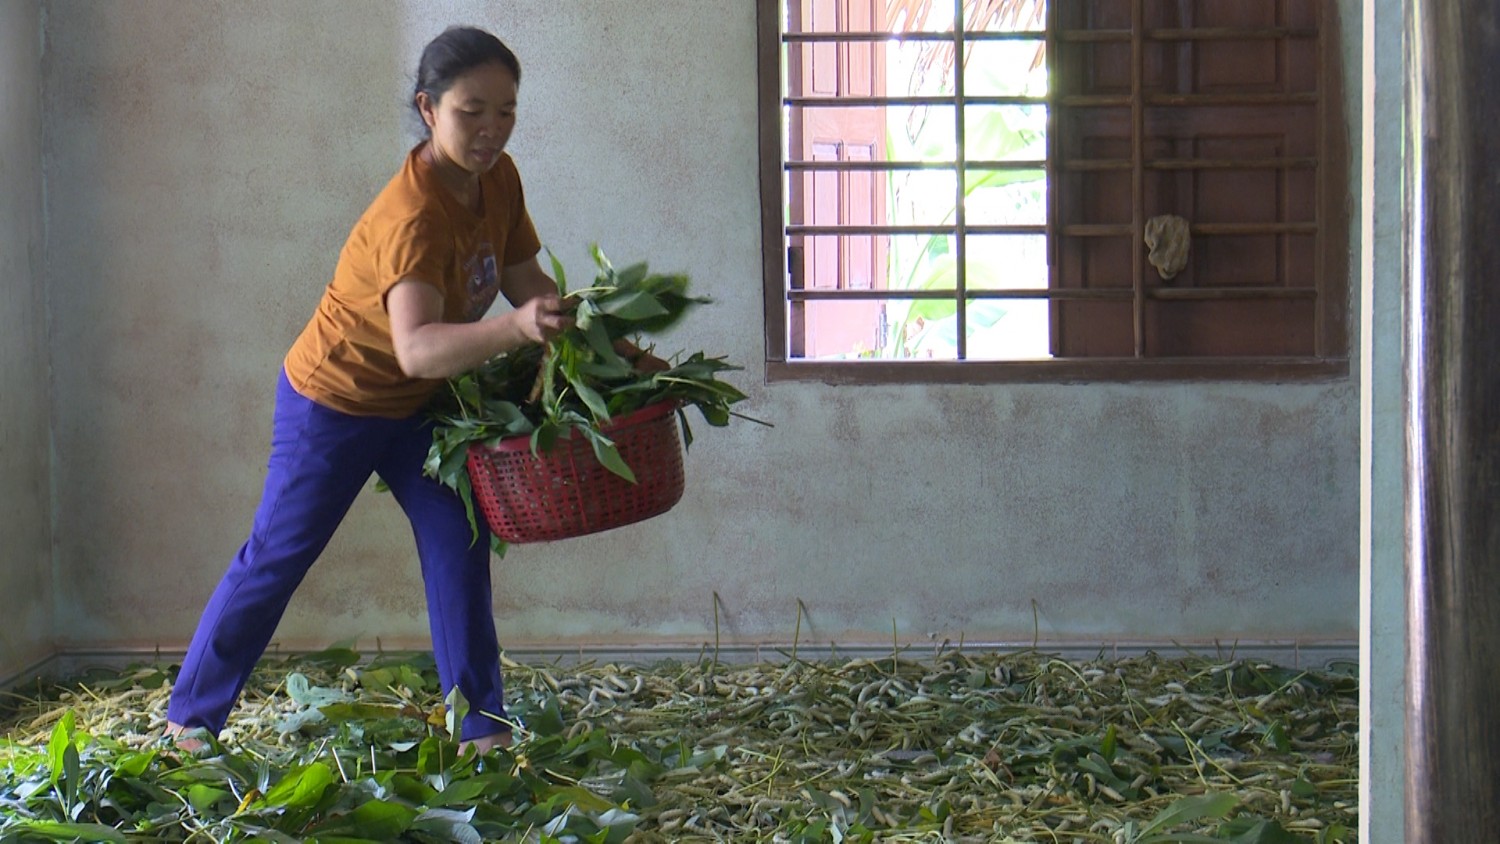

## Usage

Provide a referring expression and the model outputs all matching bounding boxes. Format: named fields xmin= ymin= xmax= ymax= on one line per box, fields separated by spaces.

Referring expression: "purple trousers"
xmin=167 ymin=369 xmax=507 ymax=741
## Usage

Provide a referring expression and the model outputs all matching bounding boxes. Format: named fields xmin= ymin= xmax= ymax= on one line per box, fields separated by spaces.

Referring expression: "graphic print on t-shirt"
xmin=464 ymin=242 xmax=501 ymax=320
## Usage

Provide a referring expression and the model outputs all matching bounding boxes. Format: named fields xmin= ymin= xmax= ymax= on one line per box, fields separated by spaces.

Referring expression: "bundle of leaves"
xmin=423 ymin=245 xmax=757 ymax=549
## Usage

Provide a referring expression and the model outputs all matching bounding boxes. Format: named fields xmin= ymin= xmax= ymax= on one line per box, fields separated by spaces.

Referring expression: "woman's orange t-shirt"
xmin=284 ymin=144 xmax=542 ymax=418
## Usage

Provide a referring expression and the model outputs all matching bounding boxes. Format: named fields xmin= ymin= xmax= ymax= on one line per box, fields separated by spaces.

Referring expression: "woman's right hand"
xmin=512 ymin=293 xmax=574 ymax=344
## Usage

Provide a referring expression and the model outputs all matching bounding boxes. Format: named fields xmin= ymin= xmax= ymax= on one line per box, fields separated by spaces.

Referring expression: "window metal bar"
xmin=783 ymin=30 xmax=1044 ymax=44
xmin=789 ymin=92 xmax=1327 ymax=109
xmin=786 ymin=159 xmax=1046 ymax=171
xmin=786 ymin=285 xmax=1320 ymax=302
xmin=952 ymin=1 xmax=969 ymax=359
xmin=787 ymin=94 xmax=1045 ymax=107
xmin=788 ymin=224 xmax=1045 ymax=236
xmin=788 ymin=288 xmax=1135 ymax=302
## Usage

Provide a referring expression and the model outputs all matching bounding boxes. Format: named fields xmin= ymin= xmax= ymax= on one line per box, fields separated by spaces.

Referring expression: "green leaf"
xmin=1135 ymin=793 xmax=1239 ymax=841
xmin=1077 ymin=752 xmax=1129 ymax=791
xmin=412 ymin=814 xmax=484 ymax=844
xmin=62 ymin=739 xmax=80 ymax=811
xmin=452 ymin=376 xmax=482 ymax=413
xmin=532 ymin=422 xmax=561 ymax=455
xmin=311 ymin=799 xmax=420 ymax=839
xmin=609 ymin=772 xmax=657 ymax=810
xmin=548 ymin=248 xmax=569 ymax=295
xmin=586 ymin=431 xmax=636 ymax=483
xmin=574 ymin=298 xmax=598 ymax=332
xmin=417 ymin=807 xmax=478 ymax=825
xmin=685 ymin=744 xmax=729 ymax=769
xmin=542 ymin=783 xmax=616 ymax=813
xmin=571 ymin=379 xmax=612 ymax=424
xmin=1219 ymin=817 xmax=1302 ymax=844
xmin=111 ymin=750 xmax=155 ymax=778
xmin=390 ymin=771 xmax=440 ymax=805
xmin=459 ymin=477 xmax=482 ymax=547
xmin=589 ymin=242 xmax=614 ymax=277
xmin=1264 ymin=721 xmax=1291 ymax=753
xmin=12 ymin=821 xmax=127 ymax=843
xmin=46 ymin=710 xmax=75 ymax=789
xmin=185 ymin=783 xmax=233 ymax=812
xmin=260 ymin=762 xmax=335 ymax=809
xmin=446 ymin=685 xmax=471 ymax=744
xmin=579 ymin=358 xmax=634 ymax=381
xmin=578 ymin=319 xmax=625 ymax=368
xmin=614 ymin=261 xmax=649 ymax=289
xmin=596 ymin=289 xmax=670 ymax=321
xmin=509 ymin=693 xmax=566 ymax=737
xmin=694 ymin=403 xmax=730 ymax=427
xmin=432 ymin=774 xmax=509 ymax=807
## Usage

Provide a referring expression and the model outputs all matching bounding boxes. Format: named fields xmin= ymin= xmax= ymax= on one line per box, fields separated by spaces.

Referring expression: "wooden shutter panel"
xmin=1052 ymin=0 xmax=1325 ymax=359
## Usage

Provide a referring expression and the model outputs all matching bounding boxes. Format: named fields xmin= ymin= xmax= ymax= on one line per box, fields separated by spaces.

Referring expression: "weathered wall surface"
xmin=0 ymin=0 xmax=54 ymax=681
xmin=42 ymin=1 xmax=1360 ymax=657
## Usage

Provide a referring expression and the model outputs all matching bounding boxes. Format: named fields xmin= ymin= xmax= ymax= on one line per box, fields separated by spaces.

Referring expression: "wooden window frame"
xmin=757 ymin=0 xmax=1350 ymax=384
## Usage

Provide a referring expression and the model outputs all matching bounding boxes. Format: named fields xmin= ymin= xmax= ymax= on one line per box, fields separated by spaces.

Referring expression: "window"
xmin=757 ymin=0 xmax=1349 ymax=382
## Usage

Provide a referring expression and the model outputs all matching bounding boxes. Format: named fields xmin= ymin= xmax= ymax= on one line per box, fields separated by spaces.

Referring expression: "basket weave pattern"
xmin=465 ymin=401 xmax=685 ymax=543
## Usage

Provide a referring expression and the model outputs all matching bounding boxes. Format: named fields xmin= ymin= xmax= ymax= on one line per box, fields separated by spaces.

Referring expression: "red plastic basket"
xmin=465 ymin=401 xmax=685 ymax=543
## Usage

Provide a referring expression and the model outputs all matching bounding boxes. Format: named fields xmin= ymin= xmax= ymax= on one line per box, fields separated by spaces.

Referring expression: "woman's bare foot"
xmin=164 ymin=721 xmax=211 ymax=755
xmin=458 ymin=730 xmax=512 ymax=755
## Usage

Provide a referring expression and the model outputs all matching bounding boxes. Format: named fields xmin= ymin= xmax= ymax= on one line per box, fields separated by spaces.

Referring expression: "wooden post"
xmin=1404 ymin=2 xmax=1500 ymax=841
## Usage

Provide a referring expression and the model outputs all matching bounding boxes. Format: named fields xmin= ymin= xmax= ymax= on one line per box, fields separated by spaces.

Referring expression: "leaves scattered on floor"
xmin=1 ymin=647 xmax=1358 ymax=842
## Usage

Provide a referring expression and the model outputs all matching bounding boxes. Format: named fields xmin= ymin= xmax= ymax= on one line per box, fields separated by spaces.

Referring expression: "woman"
xmin=165 ymin=26 xmax=569 ymax=754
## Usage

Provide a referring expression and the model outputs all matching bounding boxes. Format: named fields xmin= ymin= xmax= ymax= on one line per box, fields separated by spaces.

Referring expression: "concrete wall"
xmin=0 ymin=0 xmax=54 ymax=681
xmin=41 ymin=0 xmax=1362 ymax=657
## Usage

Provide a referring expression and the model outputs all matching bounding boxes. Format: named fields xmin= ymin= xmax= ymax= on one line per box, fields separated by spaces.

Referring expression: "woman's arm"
xmin=498 ymin=254 xmax=561 ymax=307
xmin=498 ymin=257 xmax=671 ymax=371
xmin=387 ymin=257 xmax=569 ymax=379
